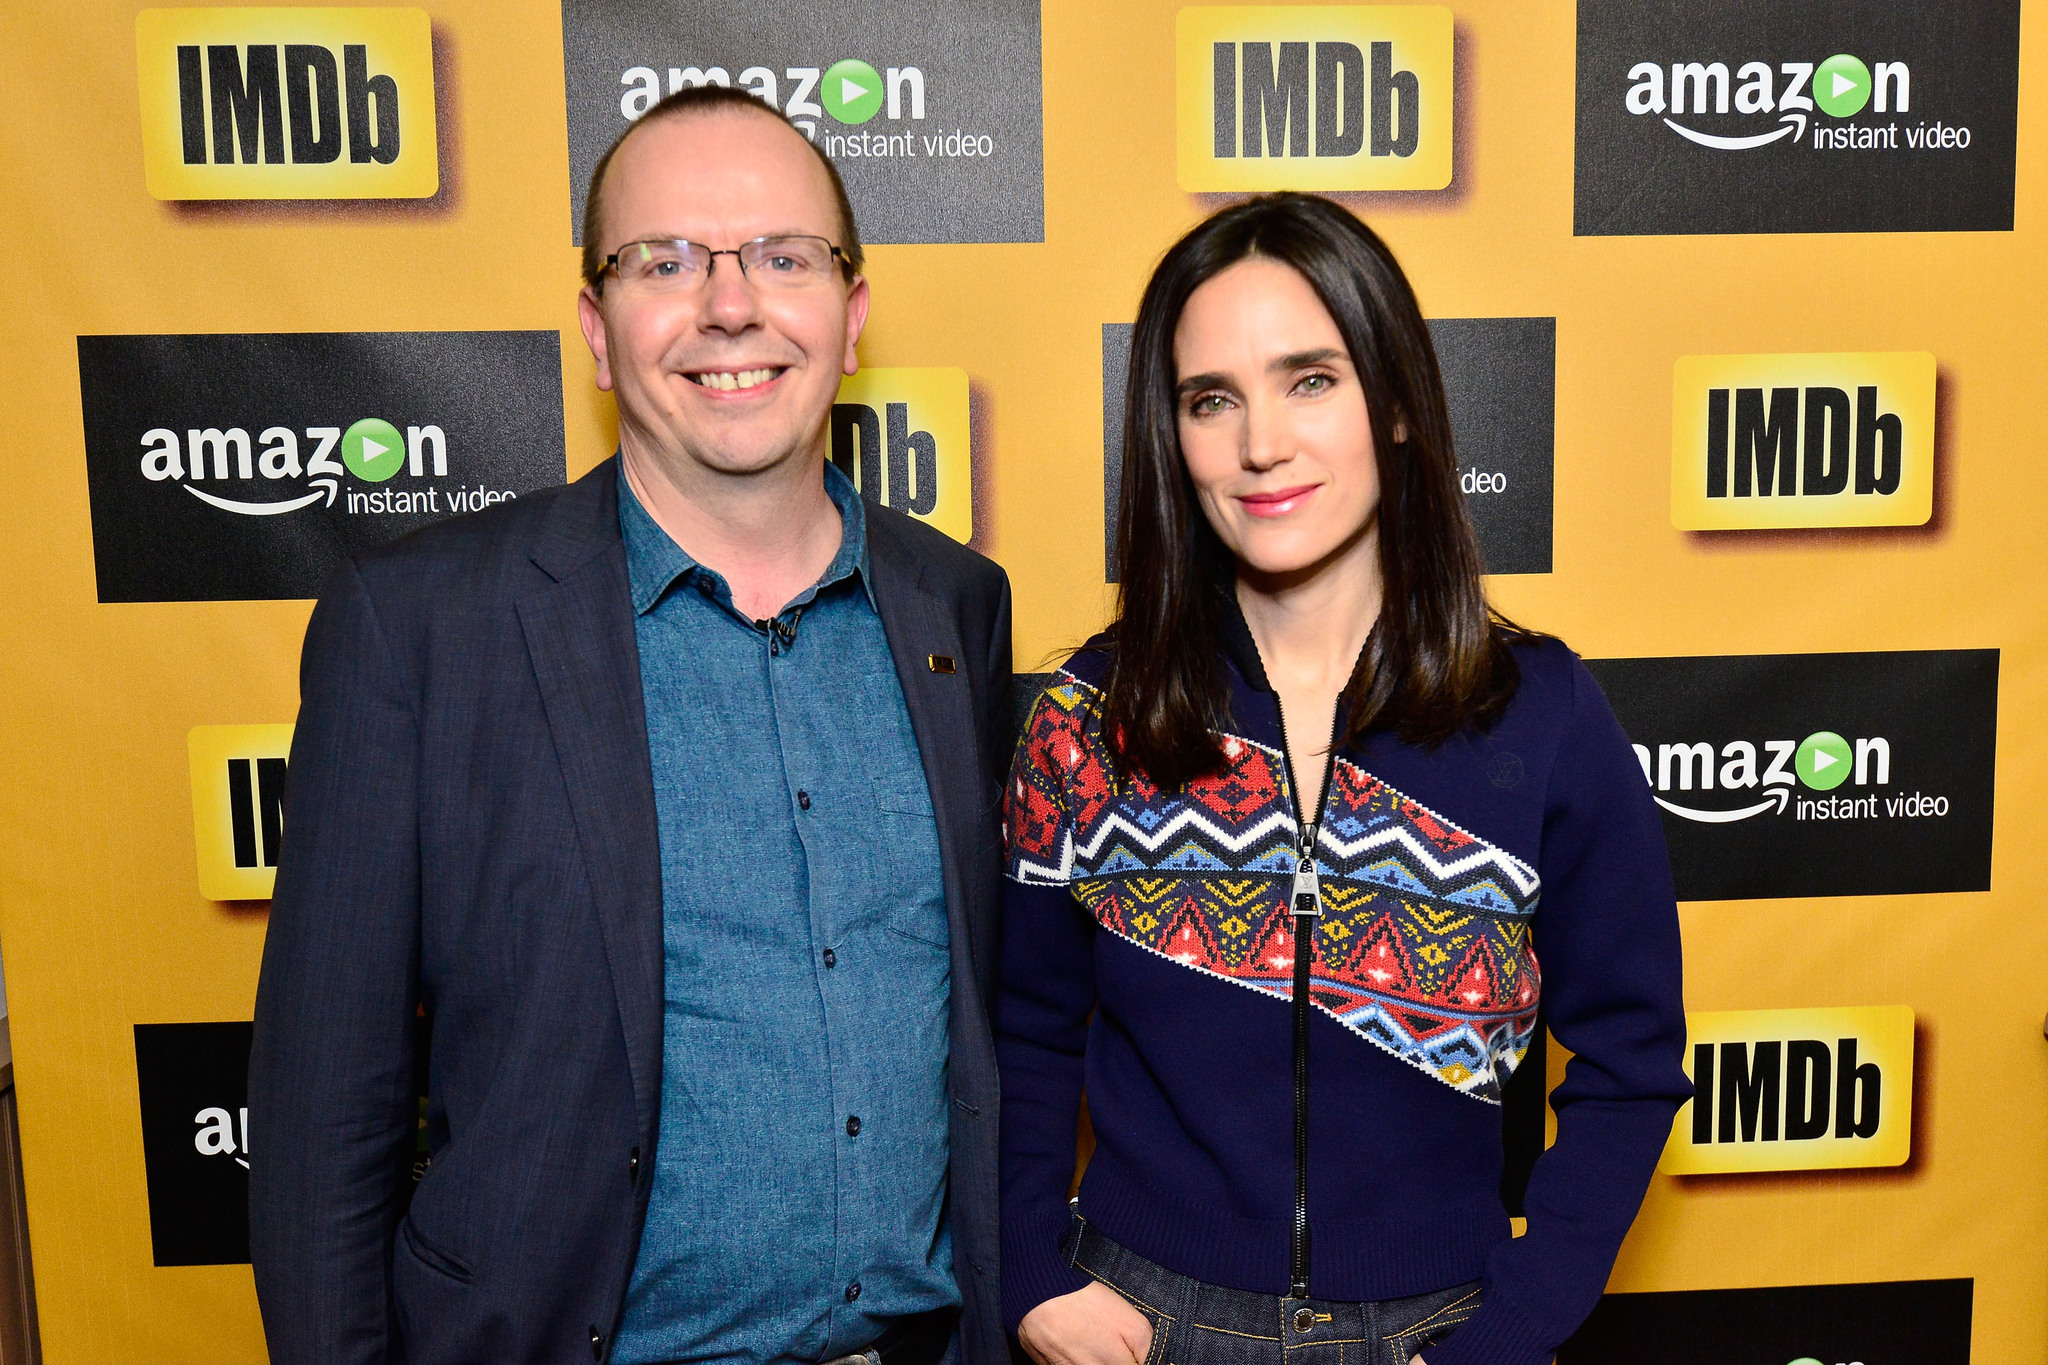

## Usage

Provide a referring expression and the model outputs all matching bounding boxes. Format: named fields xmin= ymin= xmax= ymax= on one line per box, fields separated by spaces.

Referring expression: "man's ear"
xmin=577 ymin=286 xmax=614 ymax=392
xmin=842 ymin=275 xmax=871 ymax=376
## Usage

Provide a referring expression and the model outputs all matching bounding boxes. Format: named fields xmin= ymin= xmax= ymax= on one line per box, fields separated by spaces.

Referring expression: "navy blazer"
xmin=249 ymin=459 xmax=1012 ymax=1365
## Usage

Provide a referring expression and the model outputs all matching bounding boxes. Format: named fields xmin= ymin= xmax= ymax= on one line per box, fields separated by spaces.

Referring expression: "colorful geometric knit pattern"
xmin=1005 ymin=674 xmax=1542 ymax=1104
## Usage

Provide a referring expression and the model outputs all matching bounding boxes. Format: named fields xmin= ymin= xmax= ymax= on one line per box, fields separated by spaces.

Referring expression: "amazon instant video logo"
xmin=561 ymin=0 xmax=1044 ymax=245
xmin=1585 ymin=650 xmax=1997 ymax=903
xmin=1573 ymin=1 xmax=2019 ymax=236
xmin=1624 ymin=53 xmax=1920 ymax=152
xmin=1630 ymin=730 xmax=1913 ymax=826
xmin=78 ymin=331 xmax=566 ymax=602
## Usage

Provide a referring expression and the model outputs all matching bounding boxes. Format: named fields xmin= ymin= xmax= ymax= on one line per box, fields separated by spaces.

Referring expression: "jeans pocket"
xmin=1383 ymin=1285 xmax=1479 ymax=1364
xmin=1138 ymin=1308 xmax=1169 ymax=1365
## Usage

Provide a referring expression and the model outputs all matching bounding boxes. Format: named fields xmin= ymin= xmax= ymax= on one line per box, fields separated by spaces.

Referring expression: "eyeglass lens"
xmin=612 ymin=236 xmax=836 ymax=290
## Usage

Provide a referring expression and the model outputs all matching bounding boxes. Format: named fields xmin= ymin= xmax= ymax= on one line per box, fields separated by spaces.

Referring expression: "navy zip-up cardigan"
xmin=995 ymin=621 xmax=1690 ymax=1365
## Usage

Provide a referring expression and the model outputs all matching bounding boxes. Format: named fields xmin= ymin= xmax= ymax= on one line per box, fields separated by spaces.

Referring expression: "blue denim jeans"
xmin=1065 ymin=1215 xmax=1480 ymax=1365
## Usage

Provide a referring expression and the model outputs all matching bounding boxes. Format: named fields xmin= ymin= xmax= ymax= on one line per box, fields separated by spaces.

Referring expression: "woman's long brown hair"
xmin=1103 ymin=193 xmax=1527 ymax=789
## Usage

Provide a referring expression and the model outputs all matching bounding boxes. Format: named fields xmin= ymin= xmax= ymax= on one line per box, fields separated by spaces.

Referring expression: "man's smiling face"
xmin=579 ymin=107 xmax=867 ymax=480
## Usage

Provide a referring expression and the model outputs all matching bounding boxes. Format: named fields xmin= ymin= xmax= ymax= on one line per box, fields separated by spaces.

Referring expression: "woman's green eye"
xmin=1299 ymin=374 xmax=1331 ymax=393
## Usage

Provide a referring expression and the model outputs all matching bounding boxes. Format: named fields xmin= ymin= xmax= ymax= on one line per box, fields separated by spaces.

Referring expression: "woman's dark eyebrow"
xmin=1270 ymin=347 xmax=1344 ymax=371
xmin=1176 ymin=348 xmax=1343 ymax=397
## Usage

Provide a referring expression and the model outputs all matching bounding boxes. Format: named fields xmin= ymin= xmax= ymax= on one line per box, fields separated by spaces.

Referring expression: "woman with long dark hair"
xmin=997 ymin=195 xmax=1689 ymax=1365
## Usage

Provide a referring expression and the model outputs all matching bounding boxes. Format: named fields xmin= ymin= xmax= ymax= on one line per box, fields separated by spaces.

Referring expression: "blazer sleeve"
xmin=248 ymin=556 xmax=423 ymax=1365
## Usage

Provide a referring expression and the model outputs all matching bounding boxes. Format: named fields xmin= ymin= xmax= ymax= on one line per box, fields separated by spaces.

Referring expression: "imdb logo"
xmin=136 ymin=8 xmax=437 ymax=200
xmin=1177 ymin=6 xmax=1452 ymax=192
xmin=1672 ymin=352 xmax=1935 ymax=530
xmin=1661 ymin=1005 xmax=1914 ymax=1175
xmin=188 ymin=724 xmax=294 ymax=901
xmin=832 ymin=368 xmax=973 ymax=544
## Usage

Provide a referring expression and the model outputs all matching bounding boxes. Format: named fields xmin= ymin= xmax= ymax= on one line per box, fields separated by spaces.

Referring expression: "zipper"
xmin=1268 ymin=690 xmax=1345 ymax=1302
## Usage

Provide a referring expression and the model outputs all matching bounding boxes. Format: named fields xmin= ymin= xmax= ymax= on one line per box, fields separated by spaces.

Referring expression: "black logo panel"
xmin=1584 ymin=650 xmax=1997 ymax=901
xmin=560 ymin=0 xmax=1043 ymax=244
xmin=78 ymin=331 xmax=566 ymax=602
xmin=1575 ymin=0 xmax=2019 ymax=235
xmin=134 ymin=1022 xmax=253 ymax=1267
xmin=1559 ymin=1277 xmax=1972 ymax=1365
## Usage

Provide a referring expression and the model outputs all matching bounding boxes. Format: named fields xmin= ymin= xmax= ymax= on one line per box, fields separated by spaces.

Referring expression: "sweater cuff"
xmin=1416 ymin=1293 xmax=1557 ymax=1365
xmin=999 ymin=1202 xmax=1092 ymax=1333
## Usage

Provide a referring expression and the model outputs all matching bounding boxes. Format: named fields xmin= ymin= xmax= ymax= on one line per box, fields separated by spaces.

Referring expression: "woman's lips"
xmin=1237 ymin=484 xmax=1319 ymax=518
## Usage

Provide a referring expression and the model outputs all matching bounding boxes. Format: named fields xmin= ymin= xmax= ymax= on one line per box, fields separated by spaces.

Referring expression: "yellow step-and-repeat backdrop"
xmin=0 ymin=1 xmax=2043 ymax=1360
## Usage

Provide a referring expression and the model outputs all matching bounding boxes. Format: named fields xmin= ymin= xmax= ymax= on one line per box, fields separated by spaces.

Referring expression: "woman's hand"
xmin=1017 ymin=1281 xmax=1155 ymax=1365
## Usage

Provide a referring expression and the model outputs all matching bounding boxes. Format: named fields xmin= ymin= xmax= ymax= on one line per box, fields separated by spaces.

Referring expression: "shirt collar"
xmin=618 ymin=459 xmax=873 ymax=617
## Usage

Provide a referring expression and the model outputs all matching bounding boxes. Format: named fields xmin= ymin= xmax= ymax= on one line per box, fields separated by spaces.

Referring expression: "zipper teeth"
xmin=1270 ymin=687 xmax=1345 ymax=1303
xmin=1271 ymin=693 xmax=1346 ymax=854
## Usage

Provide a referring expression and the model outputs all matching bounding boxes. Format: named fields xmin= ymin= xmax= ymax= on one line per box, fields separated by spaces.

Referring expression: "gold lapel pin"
xmin=927 ymin=654 xmax=957 ymax=674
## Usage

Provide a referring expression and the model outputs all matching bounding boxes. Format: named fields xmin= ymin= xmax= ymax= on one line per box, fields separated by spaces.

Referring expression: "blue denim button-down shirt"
xmin=611 ymin=465 xmax=956 ymax=1365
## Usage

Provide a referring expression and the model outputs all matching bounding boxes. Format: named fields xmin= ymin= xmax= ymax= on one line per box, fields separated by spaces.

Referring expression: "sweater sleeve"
xmin=994 ymin=688 xmax=1099 ymax=1330
xmin=1425 ymin=654 xmax=1693 ymax=1365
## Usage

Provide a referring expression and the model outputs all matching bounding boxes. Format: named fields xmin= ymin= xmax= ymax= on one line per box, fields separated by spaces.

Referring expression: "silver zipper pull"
xmin=1291 ymin=849 xmax=1321 ymax=918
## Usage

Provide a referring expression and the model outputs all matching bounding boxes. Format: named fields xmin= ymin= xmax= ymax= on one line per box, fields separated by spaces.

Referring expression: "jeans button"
xmin=1293 ymin=1306 xmax=1315 ymax=1334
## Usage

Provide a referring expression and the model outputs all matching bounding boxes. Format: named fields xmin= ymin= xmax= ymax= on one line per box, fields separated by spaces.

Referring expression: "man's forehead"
xmin=610 ymin=110 xmax=832 ymax=212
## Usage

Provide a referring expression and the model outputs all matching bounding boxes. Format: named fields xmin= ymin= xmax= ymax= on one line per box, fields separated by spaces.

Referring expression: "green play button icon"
xmin=342 ymin=417 xmax=405 ymax=483
xmin=823 ymin=59 xmax=884 ymax=125
xmin=1814 ymin=54 xmax=1872 ymax=118
xmin=1795 ymin=731 xmax=1853 ymax=791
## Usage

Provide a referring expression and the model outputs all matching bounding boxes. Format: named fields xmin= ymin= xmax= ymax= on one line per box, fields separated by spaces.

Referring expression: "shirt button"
xmin=797 ymin=790 xmax=812 ymax=810
xmin=846 ymin=1281 xmax=862 ymax=1303
xmin=846 ymin=1116 xmax=862 ymax=1137
xmin=822 ymin=948 xmax=837 ymax=968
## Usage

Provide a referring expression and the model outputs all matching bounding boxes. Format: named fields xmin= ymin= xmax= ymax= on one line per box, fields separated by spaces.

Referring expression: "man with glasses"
xmin=249 ymin=86 xmax=1012 ymax=1365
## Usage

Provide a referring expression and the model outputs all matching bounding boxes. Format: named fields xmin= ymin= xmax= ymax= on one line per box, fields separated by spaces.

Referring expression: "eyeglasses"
xmin=601 ymin=235 xmax=850 ymax=293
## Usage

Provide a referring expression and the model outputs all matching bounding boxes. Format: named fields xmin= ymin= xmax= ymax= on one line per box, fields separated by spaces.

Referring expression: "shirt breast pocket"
xmin=871 ymin=791 xmax=948 ymax=949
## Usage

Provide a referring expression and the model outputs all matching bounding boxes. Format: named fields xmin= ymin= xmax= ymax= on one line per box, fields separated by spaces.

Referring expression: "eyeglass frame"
xmin=598 ymin=234 xmax=855 ymax=293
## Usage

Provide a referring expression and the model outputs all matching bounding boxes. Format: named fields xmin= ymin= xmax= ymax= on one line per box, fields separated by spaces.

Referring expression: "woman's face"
xmin=1173 ymin=257 xmax=1382 ymax=580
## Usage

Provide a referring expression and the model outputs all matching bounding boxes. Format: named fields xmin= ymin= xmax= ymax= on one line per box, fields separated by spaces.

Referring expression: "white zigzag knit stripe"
xmin=1317 ymin=820 xmax=1541 ymax=900
xmin=1071 ymin=805 xmax=1298 ymax=862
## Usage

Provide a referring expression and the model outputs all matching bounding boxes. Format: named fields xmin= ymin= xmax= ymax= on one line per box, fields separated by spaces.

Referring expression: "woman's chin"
xmin=1232 ymin=546 xmax=1341 ymax=584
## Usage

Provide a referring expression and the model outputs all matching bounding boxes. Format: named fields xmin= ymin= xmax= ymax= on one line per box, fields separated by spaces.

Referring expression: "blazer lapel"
xmin=517 ymin=463 xmax=666 ymax=1132
xmin=866 ymin=515 xmax=990 ymax=990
